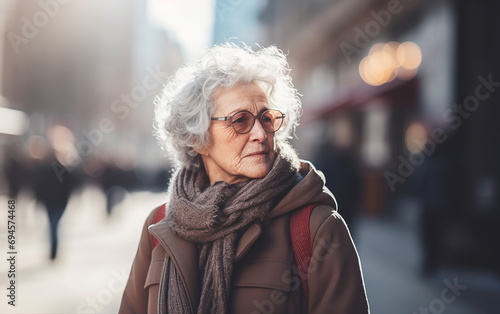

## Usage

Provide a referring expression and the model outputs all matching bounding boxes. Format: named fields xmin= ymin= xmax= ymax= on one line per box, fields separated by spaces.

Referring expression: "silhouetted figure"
xmin=413 ymin=142 xmax=454 ymax=276
xmin=30 ymin=136 xmax=74 ymax=260
xmin=100 ymin=164 xmax=137 ymax=215
xmin=314 ymin=144 xmax=362 ymax=230
xmin=4 ymin=141 xmax=26 ymax=199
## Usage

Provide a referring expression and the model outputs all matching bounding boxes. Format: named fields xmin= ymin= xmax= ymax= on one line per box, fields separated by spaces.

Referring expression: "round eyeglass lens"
xmin=231 ymin=111 xmax=253 ymax=133
xmin=261 ymin=110 xmax=283 ymax=133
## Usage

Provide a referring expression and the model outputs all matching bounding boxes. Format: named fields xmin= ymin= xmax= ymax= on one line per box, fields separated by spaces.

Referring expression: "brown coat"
xmin=119 ymin=161 xmax=369 ymax=313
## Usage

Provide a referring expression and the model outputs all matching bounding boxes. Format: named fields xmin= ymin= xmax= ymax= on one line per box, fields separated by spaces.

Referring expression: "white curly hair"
xmin=154 ymin=43 xmax=302 ymax=170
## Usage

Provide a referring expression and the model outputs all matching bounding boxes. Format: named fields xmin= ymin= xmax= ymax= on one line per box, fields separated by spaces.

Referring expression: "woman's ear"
xmin=195 ymin=135 xmax=212 ymax=157
xmin=195 ymin=146 xmax=208 ymax=156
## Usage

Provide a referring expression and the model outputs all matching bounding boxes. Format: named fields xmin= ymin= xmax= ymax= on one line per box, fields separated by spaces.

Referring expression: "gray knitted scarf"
xmin=158 ymin=154 xmax=297 ymax=314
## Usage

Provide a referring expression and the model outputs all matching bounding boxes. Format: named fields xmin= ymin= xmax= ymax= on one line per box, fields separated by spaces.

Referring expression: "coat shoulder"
xmin=146 ymin=203 xmax=166 ymax=226
xmin=118 ymin=203 xmax=166 ymax=314
xmin=309 ymin=204 xmax=348 ymax=246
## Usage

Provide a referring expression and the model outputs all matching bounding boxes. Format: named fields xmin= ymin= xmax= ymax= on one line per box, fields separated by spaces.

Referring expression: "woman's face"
xmin=198 ymin=83 xmax=277 ymax=185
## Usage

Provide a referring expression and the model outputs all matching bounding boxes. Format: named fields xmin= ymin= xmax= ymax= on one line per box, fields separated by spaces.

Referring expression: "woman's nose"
xmin=249 ymin=119 xmax=267 ymax=142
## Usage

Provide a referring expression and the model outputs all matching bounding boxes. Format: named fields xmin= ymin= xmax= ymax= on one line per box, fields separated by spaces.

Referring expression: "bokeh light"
xmin=359 ymin=41 xmax=422 ymax=86
xmin=405 ymin=122 xmax=427 ymax=154
xmin=397 ymin=41 xmax=422 ymax=70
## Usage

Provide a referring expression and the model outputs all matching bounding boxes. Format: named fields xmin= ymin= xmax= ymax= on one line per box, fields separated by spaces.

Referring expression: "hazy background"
xmin=0 ymin=0 xmax=499 ymax=313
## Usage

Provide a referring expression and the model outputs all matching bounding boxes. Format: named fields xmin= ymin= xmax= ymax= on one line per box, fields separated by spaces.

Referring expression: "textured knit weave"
xmin=158 ymin=153 xmax=298 ymax=314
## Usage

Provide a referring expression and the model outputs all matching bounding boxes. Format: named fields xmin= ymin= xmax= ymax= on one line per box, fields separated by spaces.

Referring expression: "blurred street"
xmin=1 ymin=0 xmax=499 ymax=313
xmin=0 ymin=186 xmax=165 ymax=314
xmin=356 ymin=214 xmax=500 ymax=313
xmin=1 ymin=185 xmax=499 ymax=313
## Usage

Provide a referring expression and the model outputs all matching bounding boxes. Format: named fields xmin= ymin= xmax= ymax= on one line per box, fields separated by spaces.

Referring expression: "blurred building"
xmin=212 ymin=0 xmax=266 ymax=45
xmin=1 ymin=0 xmax=184 ymax=194
xmin=258 ymin=0 xmax=500 ymax=272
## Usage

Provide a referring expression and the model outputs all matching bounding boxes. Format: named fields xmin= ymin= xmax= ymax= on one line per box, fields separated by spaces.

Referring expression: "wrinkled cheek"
xmin=231 ymin=156 xmax=247 ymax=175
xmin=236 ymin=159 xmax=263 ymax=177
xmin=256 ymin=158 xmax=274 ymax=177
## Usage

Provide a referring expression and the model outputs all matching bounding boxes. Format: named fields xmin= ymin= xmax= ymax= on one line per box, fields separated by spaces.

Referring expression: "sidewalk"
xmin=0 ymin=185 xmax=165 ymax=314
xmin=2 ymin=186 xmax=499 ymax=313
xmin=355 ymin=214 xmax=500 ymax=313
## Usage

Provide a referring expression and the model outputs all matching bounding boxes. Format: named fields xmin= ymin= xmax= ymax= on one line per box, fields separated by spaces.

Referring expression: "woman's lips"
xmin=245 ymin=151 xmax=269 ymax=157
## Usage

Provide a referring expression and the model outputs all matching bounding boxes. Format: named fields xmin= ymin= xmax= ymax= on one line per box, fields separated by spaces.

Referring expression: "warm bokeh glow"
xmin=397 ymin=41 xmax=422 ymax=70
xmin=405 ymin=122 xmax=427 ymax=154
xmin=27 ymin=135 xmax=50 ymax=160
xmin=359 ymin=41 xmax=422 ymax=86
xmin=47 ymin=125 xmax=75 ymax=152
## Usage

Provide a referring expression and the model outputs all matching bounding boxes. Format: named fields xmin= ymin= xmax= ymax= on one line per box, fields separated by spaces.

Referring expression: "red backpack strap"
xmin=151 ymin=203 xmax=167 ymax=250
xmin=290 ymin=203 xmax=316 ymax=302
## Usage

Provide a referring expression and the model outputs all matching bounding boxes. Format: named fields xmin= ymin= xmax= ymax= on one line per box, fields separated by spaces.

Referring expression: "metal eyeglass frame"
xmin=211 ymin=109 xmax=286 ymax=134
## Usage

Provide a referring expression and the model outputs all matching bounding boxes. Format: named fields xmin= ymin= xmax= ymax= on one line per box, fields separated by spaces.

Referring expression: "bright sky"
xmin=147 ymin=0 xmax=215 ymax=61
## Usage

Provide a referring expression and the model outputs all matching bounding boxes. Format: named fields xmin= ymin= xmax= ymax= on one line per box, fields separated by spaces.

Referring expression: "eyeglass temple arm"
xmin=211 ymin=112 xmax=286 ymax=121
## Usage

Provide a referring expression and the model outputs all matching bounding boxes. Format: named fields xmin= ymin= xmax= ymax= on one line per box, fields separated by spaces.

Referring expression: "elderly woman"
xmin=119 ymin=44 xmax=369 ymax=314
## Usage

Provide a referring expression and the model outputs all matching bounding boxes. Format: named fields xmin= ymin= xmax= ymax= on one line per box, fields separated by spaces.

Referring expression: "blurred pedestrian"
xmin=4 ymin=139 xmax=27 ymax=199
xmin=412 ymin=124 xmax=455 ymax=276
xmin=314 ymin=120 xmax=362 ymax=232
xmin=30 ymin=128 xmax=75 ymax=260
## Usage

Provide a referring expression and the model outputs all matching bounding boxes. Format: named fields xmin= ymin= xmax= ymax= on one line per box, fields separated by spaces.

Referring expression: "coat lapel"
xmin=235 ymin=223 xmax=262 ymax=261
xmin=148 ymin=220 xmax=200 ymax=314
xmin=148 ymin=220 xmax=265 ymax=312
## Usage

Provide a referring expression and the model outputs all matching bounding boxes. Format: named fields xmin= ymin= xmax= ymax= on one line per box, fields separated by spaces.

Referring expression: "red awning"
xmin=302 ymin=77 xmax=418 ymax=124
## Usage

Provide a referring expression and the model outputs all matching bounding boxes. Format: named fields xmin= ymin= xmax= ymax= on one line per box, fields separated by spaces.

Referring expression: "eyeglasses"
xmin=211 ymin=109 xmax=286 ymax=134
